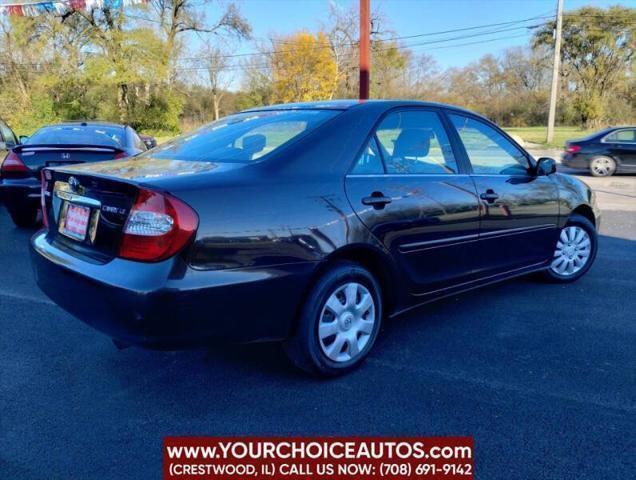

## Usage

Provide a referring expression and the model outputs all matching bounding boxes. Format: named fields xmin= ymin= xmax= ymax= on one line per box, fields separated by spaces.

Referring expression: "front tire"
xmin=283 ymin=261 xmax=382 ymax=376
xmin=8 ymin=206 xmax=39 ymax=228
xmin=589 ymin=156 xmax=616 ymax=177
xmin=542 ymin=214 xmax=597 ymax=283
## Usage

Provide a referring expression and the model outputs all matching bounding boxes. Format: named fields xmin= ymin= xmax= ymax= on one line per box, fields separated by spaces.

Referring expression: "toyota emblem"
xmin=61 ymin=152 xmax=71 ymax=160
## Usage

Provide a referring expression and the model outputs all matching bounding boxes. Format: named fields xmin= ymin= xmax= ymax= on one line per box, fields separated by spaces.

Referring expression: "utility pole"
xmin=547 ymin=0 xmax=564 ymax=143
xmin=359 ymin=0 xmax=370 ymax=100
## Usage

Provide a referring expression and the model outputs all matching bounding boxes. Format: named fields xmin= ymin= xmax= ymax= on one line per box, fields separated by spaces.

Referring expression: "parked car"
xmin=0 ymin=121 xmax=147 ymax=227
xmin=562 ymin=126 xmax=636 ymax=177
xmin=139 ymin=134 xmax=158 ymax=150
xmin=0 ymin=117 xmax=19 ymax=167
xmin=31 ymin=101 xmax=600 ymax=376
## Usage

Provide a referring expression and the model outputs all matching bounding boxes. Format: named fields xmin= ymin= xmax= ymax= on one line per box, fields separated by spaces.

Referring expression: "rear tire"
xmin=283 ymin=261 xmax=383 ymax=377
xmin=8 ymin=206 xmax=39 ymax=228
xmin=541 ymin=214 xmax=597 ymax=283
xmin=589 ymin=156 xmax=616 ymax=177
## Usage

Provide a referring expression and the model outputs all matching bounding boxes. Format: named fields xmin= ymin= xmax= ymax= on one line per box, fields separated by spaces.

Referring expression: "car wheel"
xmin=542 ymin=214 xmax=597 ymax=283
xmin=283 ymin=261 xmax=382 ymax=376
xmin=8 ymin=206 xmax=39 ymax=228
xmin=589 ymin=156 xmax=616 ymax=177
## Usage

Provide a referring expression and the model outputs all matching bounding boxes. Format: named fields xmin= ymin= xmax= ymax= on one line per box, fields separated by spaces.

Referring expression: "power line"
xmin=104 ymin=9 xmax=635 ymax=67
xmin=178 ymin=22 xmax=549 ymax=64
xmin=174 ymin=31 xmax=541 ymax=73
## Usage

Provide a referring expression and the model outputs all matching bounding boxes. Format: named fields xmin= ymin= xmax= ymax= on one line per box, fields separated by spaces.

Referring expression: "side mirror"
xmin=536 ymin=157 xmax=557 ymax=176
xmin=19 ymin=135 xmax=29 ymax=144
xmin=0 ymin=141 xmax=7 ymax=151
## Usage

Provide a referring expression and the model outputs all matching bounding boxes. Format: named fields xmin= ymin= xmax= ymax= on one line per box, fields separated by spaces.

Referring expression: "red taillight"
xmin=565 ymin=144 xmax=581 ymax=154
xmin=1 ymin=150 xmax=29 ymax=178
xmin=114 ymin=151 xmax=128 ymax=160
xmin=119 ymin=188 xmax=198 ymax=262
xmin=40 ymin=169 xmax=49 ymax=228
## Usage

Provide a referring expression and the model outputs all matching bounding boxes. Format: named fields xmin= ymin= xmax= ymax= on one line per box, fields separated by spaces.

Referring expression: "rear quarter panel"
xmin=174 ymin=174 xmax=380 ymax=271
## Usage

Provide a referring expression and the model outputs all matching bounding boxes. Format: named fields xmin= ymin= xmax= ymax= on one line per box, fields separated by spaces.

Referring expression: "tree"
xmin=148 ymin=0 xmax=251 ymax=82
xmin=323 ymin=2 xmax=399 ymax=98
xmin=270 ymin=32 xmax=337 ymax=103
xmin=408 ymin=53 xmax=444 ymax=101
xmin=235 ymin=56 xmax=273 ymax=110
xmin=370 ymin=40 xmax=410 ymax=98
xmin=533 ymin=6 xmax=635 ymax=126
xmin=198 ymin=41 xmax=233 ymax=120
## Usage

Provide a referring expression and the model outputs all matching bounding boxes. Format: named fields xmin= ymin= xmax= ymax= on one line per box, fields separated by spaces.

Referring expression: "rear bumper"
xmin=0 ymin=178 xmax=40 ymax=209
xmin=30 ymin=231 xmax=316 ymax=348
xmin=561 ymin=154 xmax=590 ymax=170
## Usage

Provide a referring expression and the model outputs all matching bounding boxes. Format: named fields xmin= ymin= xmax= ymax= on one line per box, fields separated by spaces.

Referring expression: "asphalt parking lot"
xmin=1 ymin=165 xmax=634 ymax=479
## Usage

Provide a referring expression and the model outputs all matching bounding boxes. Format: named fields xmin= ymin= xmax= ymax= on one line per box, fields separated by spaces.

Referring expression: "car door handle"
xmin=362 ymin=192 xmax=392 ymax=209
xmin=480 ymin=190 xmax=500 ymax=203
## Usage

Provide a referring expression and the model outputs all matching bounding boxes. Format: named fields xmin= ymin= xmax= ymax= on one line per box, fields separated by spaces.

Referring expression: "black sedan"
xmin=31 ymin=101 xmax=600 ymax=376
xmin=0 ymin=121 xmax=147 ymax=227
xmin=562 ymin=126 xmax=636 ymax=177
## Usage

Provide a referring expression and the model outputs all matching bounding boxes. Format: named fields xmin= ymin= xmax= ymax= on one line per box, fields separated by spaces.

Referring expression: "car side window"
xmin=374 ymin=110 xmax=457 ymax=174
xmin=351 ymin=136 xmax=384 ymax=174
xmin=449 ymin=114 xmax=530 ymax=175
xmin=0 ymin=121 xmax=17 ymax=147
xmin=605 ymin=129 xmax=636 ymax=143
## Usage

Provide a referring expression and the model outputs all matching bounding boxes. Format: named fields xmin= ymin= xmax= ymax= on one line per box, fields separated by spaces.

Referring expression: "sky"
xmin=200 ymin=0 xmax=629 ymax=70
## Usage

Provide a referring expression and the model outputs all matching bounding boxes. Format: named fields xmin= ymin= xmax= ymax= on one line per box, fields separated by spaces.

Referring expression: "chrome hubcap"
xmin=550 ymin=226 xmax=591 ymax=276
xmin=592 ymin=158 xmax=613 ymax=176
xmin=318 ymin=282 xmax=376 ymax=363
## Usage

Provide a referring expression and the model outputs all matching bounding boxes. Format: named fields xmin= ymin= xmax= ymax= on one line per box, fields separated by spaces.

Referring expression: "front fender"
xmin=553 ymin=173 xmax=600 ymax=228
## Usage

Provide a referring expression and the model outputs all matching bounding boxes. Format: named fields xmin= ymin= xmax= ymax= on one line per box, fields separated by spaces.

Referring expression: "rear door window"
xmin=351 ymin=136 xmax=384 ymax=174
xmin=374 ymin=110 xmax=457 ymax=174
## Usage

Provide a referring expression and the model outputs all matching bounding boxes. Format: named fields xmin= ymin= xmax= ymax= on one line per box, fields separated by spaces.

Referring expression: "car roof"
xmin=48 ymin=121 xmax=128 ymax=129
xmin=572 ymin=126 xmax=636 ymax=142
xmin=243 ymin=99 xmax=485 ymax=118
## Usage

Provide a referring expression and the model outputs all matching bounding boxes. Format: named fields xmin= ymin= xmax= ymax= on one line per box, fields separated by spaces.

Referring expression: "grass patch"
xmin=504 ymin=126 xmax=596 ymax=148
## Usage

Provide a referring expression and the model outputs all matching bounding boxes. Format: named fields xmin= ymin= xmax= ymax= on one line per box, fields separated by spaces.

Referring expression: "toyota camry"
xmin=31 ymin=100 xmax=600 ymax=375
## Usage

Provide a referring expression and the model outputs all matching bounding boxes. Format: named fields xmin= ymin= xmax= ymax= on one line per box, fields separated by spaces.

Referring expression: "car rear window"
xmin=147 ymin=110 xmax=339 ymax=163
xmin=27 ymin=125 xmax=125 ymax=148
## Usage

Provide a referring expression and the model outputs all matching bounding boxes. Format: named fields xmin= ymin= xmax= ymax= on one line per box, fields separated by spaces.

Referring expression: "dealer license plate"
xmin=61 ymin=203 xmax=90 ymax=241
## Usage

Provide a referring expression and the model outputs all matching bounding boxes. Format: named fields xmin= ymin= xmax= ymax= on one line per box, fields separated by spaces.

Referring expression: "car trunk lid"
xmin=10 ymin=144 xmax=126 ymax=178
xmin=41 ymin=158 xmax=220 ymax=263
xmin=42 ymin=169 xmax=140 ymax=263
